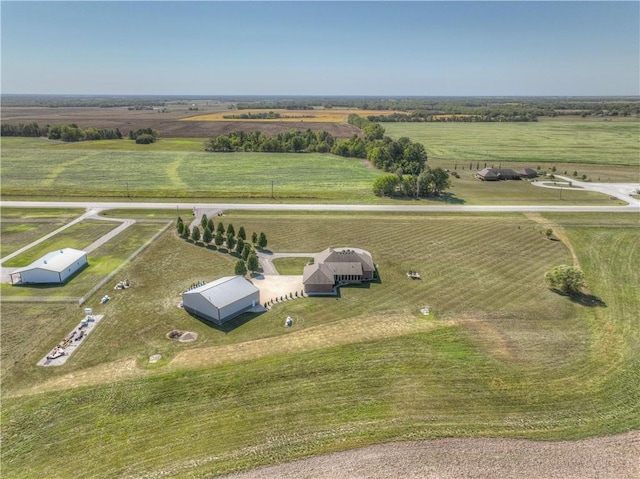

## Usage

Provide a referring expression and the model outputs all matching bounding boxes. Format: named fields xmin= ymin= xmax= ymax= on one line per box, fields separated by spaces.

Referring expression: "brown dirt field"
xmin=221 ymin=431 xmax=640 ymax=479
xmin=0 ymin=107 xmax=361 ymax=138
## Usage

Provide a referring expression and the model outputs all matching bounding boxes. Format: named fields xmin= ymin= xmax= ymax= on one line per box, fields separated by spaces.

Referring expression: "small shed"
xmin=182 ymin=276 xmax=260 ymax=325
xmin=10 ymin=248 xmax=88 ymax=284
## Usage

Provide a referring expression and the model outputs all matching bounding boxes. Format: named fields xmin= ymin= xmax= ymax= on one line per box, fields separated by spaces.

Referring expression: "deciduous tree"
xmin=544 ymin=265 xmax=585 ymax=295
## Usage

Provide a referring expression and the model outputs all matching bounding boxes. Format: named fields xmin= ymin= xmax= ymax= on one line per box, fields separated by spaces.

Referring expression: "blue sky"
xmin=2 ymin=1 xmax=638 ymax=96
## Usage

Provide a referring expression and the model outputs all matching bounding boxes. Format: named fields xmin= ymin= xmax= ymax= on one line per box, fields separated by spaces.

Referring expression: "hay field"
xmin=383 ymin=117 xmax=640 ymax=167
xmin=182 ymin=108 xmax=398 ymax=123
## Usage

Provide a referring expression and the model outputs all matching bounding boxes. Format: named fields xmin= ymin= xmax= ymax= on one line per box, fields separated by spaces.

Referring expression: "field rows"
xmin=384 ymin=119 xmax=640 ymax=166
xmin=1 ymin=143 xmax=381 ymax=199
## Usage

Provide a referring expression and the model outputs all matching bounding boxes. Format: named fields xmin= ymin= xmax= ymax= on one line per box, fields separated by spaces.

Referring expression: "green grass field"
xmin=2 ymin=211 xmax=638 ymax=478
xmin=1 ymin=222 xmax=168 ymax=299
xmin=383 ymin=118 xmax=640 ymax=167
xmin=1 ymin=137 xmax=631 ymax=204
xmin=1 ymin=138 xmax=382 ymax=200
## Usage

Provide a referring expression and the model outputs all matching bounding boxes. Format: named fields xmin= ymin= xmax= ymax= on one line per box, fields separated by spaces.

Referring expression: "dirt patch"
xmin=167 ymin=330 xmax=198 ymax=342
xmin=220 ymin=431 xmax=640 ymax=479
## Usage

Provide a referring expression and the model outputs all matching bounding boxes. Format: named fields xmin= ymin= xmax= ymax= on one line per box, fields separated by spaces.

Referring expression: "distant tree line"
xmin=222 ymin=111 xmax=314 ymax=120
xmin=367 ymin=111 xmax=539 ymax=122
xmin=3 ymin=95 xmax=638 ymax=117
xmin=235 ymin=102 xmax=319 ymax=110
xmin=230 ymin=97 xmax=640 ymax=118
xmin=205 ymin=129 xmax=336 ymax=153
xmin=1 ymin=122 xmax=123 ymax=141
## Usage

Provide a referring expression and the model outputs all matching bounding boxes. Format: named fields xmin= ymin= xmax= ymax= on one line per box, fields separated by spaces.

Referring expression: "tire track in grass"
xmin=42 ymin=151 xmax=103 ymax=188
xmin=165 ymin=152 xmax=189 ymax=191
xmin=526 ymin=213 xmax=581 ymax=269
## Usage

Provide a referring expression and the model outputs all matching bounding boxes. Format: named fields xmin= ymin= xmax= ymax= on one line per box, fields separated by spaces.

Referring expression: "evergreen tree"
xmin=191 ymin=226 xmax=201 ymax=243
xmin=251 ymin=232 xmax=258 ymax=244
xmin=226 ymin=234 xmax=236 ymax=252
xmin=226 ymin=224 xmax=235 ymax=237
xmin=214 ymin=231 xmax=224 ymax=248
xmin=234 ymin=260 xmax=247 ymax=276
xmin=238 ymin=226 xmax=247 ymax=240
xmin=200 ymin=214 xmax=208 ymax=229
xmin=207 ymin=218 xmax=215 ymax=232
xmin=236 ymin=237 xmax=245 ymax=255
xmin=247 ymin=252 xmax=259 ymax=272
xmin=257 ymin=232 xmax=268 ymax=249
xmin=202 ymin=226 xmax=213 ymax=245
xmin=242 ymin=243 xmax=252 ymax=261
xmin=217 ymin=222 xmax=225 ymax=235
xmin=176 ymin=217 xmax=184 ymax=235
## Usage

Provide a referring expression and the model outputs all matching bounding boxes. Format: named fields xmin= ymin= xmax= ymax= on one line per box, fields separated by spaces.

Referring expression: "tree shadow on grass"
xmin=549 ymin=289 xmax=607 ymax=307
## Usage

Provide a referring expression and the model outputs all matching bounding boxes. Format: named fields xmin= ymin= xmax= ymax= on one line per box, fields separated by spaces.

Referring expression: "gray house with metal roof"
xmin=10 ymin=248 xmax=88 ymax=284
xmin=182 ymin=275 xmax=260 ymax=324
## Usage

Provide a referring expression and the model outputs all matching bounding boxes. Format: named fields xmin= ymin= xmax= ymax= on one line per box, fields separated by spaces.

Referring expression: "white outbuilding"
xmin=10 ymin=248 xmax=88 ymax=285
xmin=182 ymin=276 xmax=260 ymax=325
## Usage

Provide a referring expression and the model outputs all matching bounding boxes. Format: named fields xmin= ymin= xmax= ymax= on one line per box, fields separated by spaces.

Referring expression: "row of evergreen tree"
xmin=176 ymin=215 xmax=267 ymax=274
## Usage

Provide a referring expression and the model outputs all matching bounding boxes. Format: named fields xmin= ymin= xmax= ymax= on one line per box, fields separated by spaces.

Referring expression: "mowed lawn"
xmin=1 ymin=138 xmax=381 ymax=199
xmin=3 ymin=211 xmax=638 ymax=478
xmin=383 ymin=118 xmax=640 ymax=167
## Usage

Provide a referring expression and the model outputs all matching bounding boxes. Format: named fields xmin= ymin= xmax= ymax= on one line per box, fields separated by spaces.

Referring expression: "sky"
xmin=1 ymin=1 xmax=639 ymax=96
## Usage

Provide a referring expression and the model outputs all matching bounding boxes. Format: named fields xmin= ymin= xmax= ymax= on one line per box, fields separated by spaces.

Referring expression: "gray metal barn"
xmin=181 ymin=276 xmax=260 ymax=325
xmin=10 ymin=248 xmax=88 ymax=284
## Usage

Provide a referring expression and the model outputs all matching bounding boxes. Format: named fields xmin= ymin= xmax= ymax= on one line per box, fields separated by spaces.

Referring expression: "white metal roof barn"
xmin=182 ymin=276 xmax=260 ymax=325
xmin=10 ymin=248 xmax=88 ymax=285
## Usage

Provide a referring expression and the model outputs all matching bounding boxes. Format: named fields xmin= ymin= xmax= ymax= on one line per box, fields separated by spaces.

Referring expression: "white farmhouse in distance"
xmin=182 ymin=276 xmax=260 ymax=325
xmin=10 ymin=248 xmax=88 ymax=285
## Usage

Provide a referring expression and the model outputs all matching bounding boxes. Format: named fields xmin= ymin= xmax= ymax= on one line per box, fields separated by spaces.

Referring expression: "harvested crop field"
xmin=183 ymin=108 xmax=400 ymax=123
xmin=221 ymin=432 xmax=640 ymax=479
xmin=0 ymin=107 xmax=361 ymax=138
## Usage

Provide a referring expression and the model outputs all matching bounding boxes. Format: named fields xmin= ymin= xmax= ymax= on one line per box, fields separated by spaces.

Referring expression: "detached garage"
xmin=182 ymin=276 xmax=260 ymax=325
xmin=10 ymin=248 xmax=88 ymax=285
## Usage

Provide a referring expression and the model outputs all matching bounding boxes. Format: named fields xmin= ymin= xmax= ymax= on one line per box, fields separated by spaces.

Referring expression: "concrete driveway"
xmin=248 ymin=274 xmax=304 ymax=304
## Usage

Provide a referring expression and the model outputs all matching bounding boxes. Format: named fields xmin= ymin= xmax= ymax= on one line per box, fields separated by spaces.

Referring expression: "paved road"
xmin=532 ymin=176 xmax=640 ymax=208
xmin=1 ymin=199 xmax=639 ymax=213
